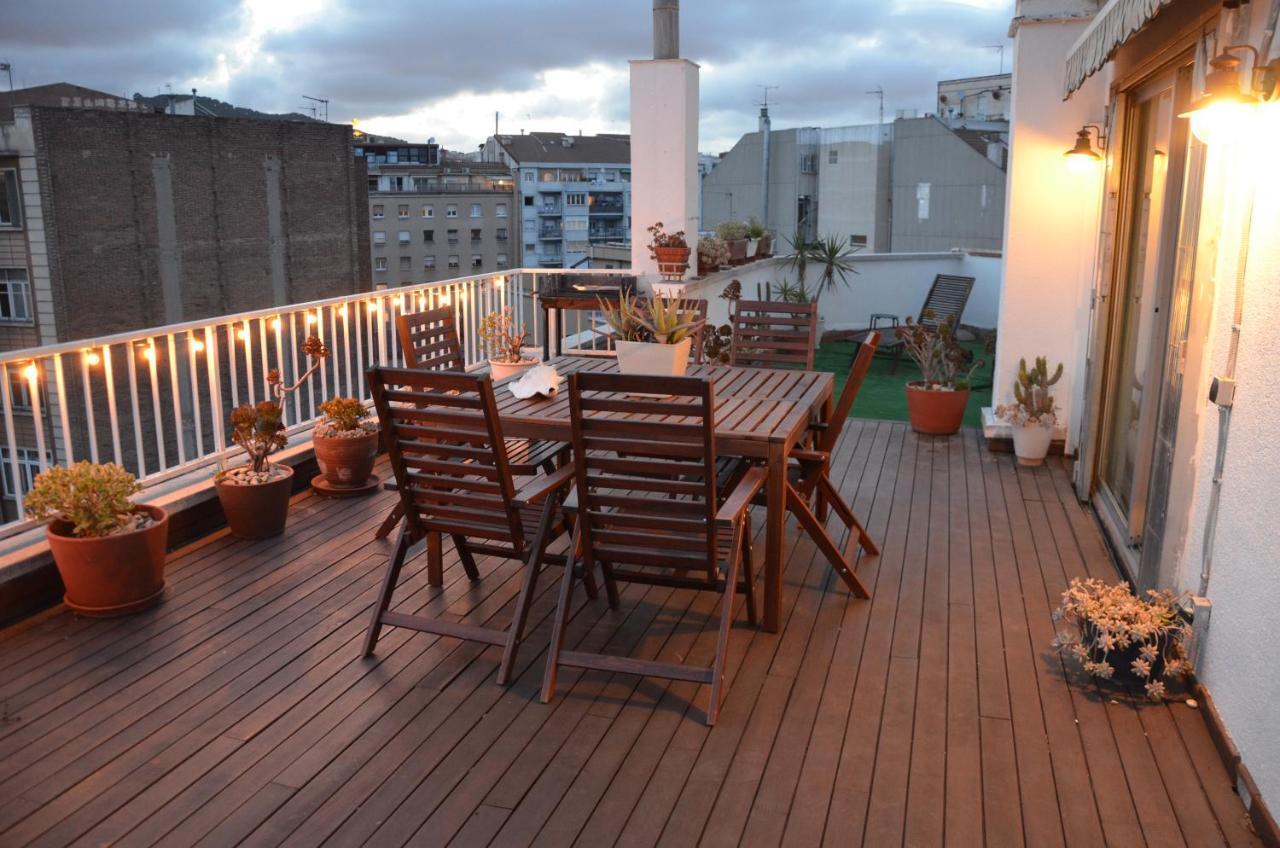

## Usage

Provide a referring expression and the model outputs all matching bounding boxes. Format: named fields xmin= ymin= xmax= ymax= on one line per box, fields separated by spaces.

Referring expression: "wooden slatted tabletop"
xmin=491 ymin=355 xmax=835 ymax=631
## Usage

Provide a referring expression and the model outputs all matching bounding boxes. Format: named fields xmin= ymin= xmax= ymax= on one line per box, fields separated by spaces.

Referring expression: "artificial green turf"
xmin=814 ymin=339 xmax=993 ymax=429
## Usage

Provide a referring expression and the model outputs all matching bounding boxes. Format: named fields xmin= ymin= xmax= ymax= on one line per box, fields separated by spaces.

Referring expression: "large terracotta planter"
xmin=314 ymin=430 xmax=379 ymax=489
xmin=756 ymin=233 xmax=774 ymax=258
xmin=47 ymin=505 xmax=169 ymax=617
xmin=727 ymin=238 xmax=748 ymax=265
xmin=215 ymin=464 xmax=294 ymax=539
xmin=615 ymin=338 xmax=692 ymax=377
xmin=654 ymin=245 xmax=690 ymax=280
xmin=904 ymin=382 xmax=969 ymax=435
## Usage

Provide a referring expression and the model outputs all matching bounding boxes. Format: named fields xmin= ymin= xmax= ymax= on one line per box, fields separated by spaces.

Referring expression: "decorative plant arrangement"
xmin=697 ymin=235 xmax=730 ymax=276
xmin=996 ymin=356 xmax=1063 ymax=466
xmin=647 ymin=222 xmax=690 ymax=280
xmin=745 ymin=217 xmax=769 ymax=259
xmin=215 ymin=335 xmax=328 ymax=539
xmin=479 ymin=306 xmax=536 ymax=380
xmin=599 ymin=291 xmax=705 ymax=376
xmin=313 ymin=396 xmax=381 ymax=496
xmin=896 ymin=313 xmax=984 ymax=435
xmin=716 ymin=221 xmax=750 ymax=265
xmin=1053 ymin=577 xmax=1192 ymax=702
xmin=26 ymin=462 xmax=169 ymax=616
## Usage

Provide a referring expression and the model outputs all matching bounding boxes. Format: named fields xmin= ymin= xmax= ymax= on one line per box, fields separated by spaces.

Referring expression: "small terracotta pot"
xmin=488 ymin=357 xmax=538 ymax=381
xmin=314 ymin=430 xmax=379 ymax=488
xmin=215 ymin=464 xmax=294 ymax=539
xmin=47 ymin=505 xmax=169 ymax=617
xmin=654 ymin=245 xmax=690 ymax=279
xmin=727 ymin=238 xmax=748 ymax=265
xmin=904 ymin=382 xmax=969 ymax=435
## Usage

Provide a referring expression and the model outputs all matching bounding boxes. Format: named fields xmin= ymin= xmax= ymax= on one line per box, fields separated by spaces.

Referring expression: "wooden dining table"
xmin=492 ymin=355 xmax=834 ymax=633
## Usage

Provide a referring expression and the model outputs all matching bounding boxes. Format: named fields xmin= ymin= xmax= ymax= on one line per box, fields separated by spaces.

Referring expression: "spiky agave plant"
xmin=597 ymin=290 xmax=647 ymax=342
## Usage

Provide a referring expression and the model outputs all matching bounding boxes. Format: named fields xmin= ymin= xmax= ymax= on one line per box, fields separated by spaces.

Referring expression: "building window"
xmin=374 ymin=257 xmax=388 ymax=272
xmin=916 ymin=182 xmax=931 ymax=221
xmin=523 ymin=170 xmax=535 ymax=182
xmin=620 ymin=170 xmax=631 ymax=182
xmin=447 ymin=228 xmax=458 ymax=244
xmin=372 ymin=204 xmax=384 ymax=220
xmin=0 ymin=170 xmax=21 ymax=228
xmin=7 ymin=372 xmax=31 ymax=410
xmin=800 ymin=153 xmax=817 ymax=174
xmin=496 ymin=227 xmax=508 ymax=241
xmin=448 ymin=255 xmax=460 ymax=269
xmin=446 ymin=205 xmax=458 ymax=218
xmin=828 ymin=149 xmax=839 ymax=164
xmin=424 ymin=255 xmax=436 ymax=268
xmin=524 ymin=196 xmax=534 ymax=206
xmin=0 ymin=270 xmax=32 ymax=323
xmin=497 ymin=253 xmax=509 ymax=267
xmin=0 ymin=448 xmax=46 ymax=498
xmin=470 ymin=228 xmax=482 ymax=241
xmin=423 ymin=229 xmax=434 ymax=243
xmin=525 ymin=243 xmax=536 ymax=253
xmin=398 ymin=204 xmax=410 ymax=219
xmin=566 ymin=193 xmax=586 ymax=206
xmin=471 ymin=255 xmax=483 ymax=269
xmin=423 ymin=205 xmax=434 ymax=218
xmin=367 ymin=177 xmax=379 ymax=192
xmin=399 ymin=256 xmax=411 ymax=271
xmin=850 ymin=234 xmax=868 ymax=246
xmin=470 ymin=203 xmax=482 ymax=218
xmin=373 ymin=230 xmax=386 ymax=246
xmin=398 ymin=230 xmax=411 ymax=244
xmin=495 ymin=203 xmax=507 ymax=218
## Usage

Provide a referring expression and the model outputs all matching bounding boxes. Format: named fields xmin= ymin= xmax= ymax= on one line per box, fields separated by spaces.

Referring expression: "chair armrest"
xmin=512 ymin=464 xmax=575 ymax=506
xmin=715 ymin=465 xmax=767 ymax=527
xmin=790 ymin=448 xmax=829 ymax=465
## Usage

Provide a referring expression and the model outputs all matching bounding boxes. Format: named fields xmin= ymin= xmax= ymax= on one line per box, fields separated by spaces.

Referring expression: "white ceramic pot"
xmin=615 ymin=338 xmax=692 ymax=377
xmin=489 ymin=357 xmax=538 ymax=381
xmin=746 ymin=238 xmax=759 ymax=258
xmin=1012 ymin=421 xmax=1054 ymax=466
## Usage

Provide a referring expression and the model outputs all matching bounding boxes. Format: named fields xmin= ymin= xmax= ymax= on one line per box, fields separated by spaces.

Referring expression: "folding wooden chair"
xmin=375 ymin=305 xmax=566 ymax=539
xmin=363 ymin=366 xmax=575 ymax=685
xmin=729 ymin=299 xmax=819 ymax=370
xmin=541 ymin=372 xmax=764 ymax=726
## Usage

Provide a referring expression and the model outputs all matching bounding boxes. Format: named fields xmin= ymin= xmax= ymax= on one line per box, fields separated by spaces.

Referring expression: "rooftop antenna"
xmin=757 ymin=84 xmax=778 ymax=110
xmin=494 ymin=111 xmax=499 ymax=135
xmin=301 ymin=95 xmax=328 ymax=122
xmin=866 ymin=85 xmax=884 ymax=126
xmin=0 ymin=63 xmax=13 ymax=93
xmin=986 ymin=44 xmax=1006 ymax=74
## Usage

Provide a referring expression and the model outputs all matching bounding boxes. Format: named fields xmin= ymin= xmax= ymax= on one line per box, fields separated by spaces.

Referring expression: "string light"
xmin=338 ymin=305 xmax=349 ymax=318
xmin=237 ymin=328 xmax=249 ymax=342
xmin=190 ymin=338 xmax=205 ymax=352
xmin=22 ymin=363 xmax=37 ymax=382
xmin=83 ymin=350 xmax=101 ymax=367
xmin=141 ymin=345 xmax=155 ymax=362
xmin=271 ymin=317 xmax=282 ymax=332
xmin=305 ymin=313 xmax=317 ymax=325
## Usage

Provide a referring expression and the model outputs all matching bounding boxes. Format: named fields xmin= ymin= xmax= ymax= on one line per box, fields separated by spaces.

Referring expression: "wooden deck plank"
xmin=0 ymin=424 xmax=1258 ymax=848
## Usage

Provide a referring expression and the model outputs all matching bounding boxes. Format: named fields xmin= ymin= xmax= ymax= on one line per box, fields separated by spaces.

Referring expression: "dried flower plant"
xmin=697 ymin=235 xmax=730 ymax=269
xmin=1053 ymin=577 xmax=1192 ymax=701
xmin=479 ymin=307 xmax=530 ymax=364
xmin=896 ymin=313 xmax=984 ymax=390
xmin=25 ymin=461 xmax=142 ymax=538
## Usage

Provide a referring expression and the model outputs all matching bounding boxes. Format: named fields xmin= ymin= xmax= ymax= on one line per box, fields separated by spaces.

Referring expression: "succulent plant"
xmin=998 ymin=356 xmax=1063 ymax=425
xmin=635 ymin=295 xmax=703 ymax=345
xmin=895 ymin=312 xmax=984 ymax=389
xmin=479 ymin=306 xmax=529 ymax=363
xmin=25 ymin=461 xmax=142 ymax=538
xmin=319 ymin=397 xmax=370 ymax=432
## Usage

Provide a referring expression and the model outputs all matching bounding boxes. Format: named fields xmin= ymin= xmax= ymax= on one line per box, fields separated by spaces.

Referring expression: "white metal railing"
xmin=0 ymin=268 xmax=628 ymax=536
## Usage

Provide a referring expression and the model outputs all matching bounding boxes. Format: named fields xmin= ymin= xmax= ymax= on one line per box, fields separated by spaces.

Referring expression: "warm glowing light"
xmin=237 ymin=329 xmax=249 ymax=341
xmin=84 ymin=350 xmax=101 ymax=367
xmin=368 ymin=300 xmax=381 ymax=313
xmin=305 ymin=313 xmax=316 ymax=325
xmin=271 ymin=317 xmax=282 ymax=332
xmin=338 ymin=304 xmax=349 ymax=318
xmin=417 ymin=296 xmax=426 ymax=310
xmin=495 ymin=276 xmax=505 ymax=288
xmin=439 ymin=293 xmax=451 ymax=306
xmin=22 ymin=363 xmax=37 ymax=382
xmin=1185 ymin=99 xmax=1257 ymax=145
xmin=1066 ymin=152 xmax=1100 ymax=174
xmin=190 ymin=339 xmax=206 ymax=352
xmin=141 ymin=346 xmax=155 ymax=362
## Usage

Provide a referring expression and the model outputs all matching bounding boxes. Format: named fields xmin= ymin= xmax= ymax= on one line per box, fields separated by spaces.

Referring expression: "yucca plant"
xmin=597 ymin=290 xmax=647 ymax=342
xmin=635 ymin=295 xmax=703 ymax=344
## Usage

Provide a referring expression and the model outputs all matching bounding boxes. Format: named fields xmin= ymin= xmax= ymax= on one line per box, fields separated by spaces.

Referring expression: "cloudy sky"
xmin=2 ymin=0 xmax=1015 ymax=153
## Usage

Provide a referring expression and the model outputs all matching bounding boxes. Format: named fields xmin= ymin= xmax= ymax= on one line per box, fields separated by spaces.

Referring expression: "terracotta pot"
xmin=653 ymin=245 xmax=690 ymax=279
xmin=615 ymin=338 xmax=692 ymax=377
xmin=904 ymin=382 xmax=969 ymax=435
xmin=46 ymin=505 xmax=169 ymax=617
xmin=488 ymin=357 xmax=538 ymax=381
xmin=215 ymin=464 xmax=294 ymax=539
xmin=314 ymin=430 xmax=379 ymax=488
xmin=1012 ymin=421 xmax=1054 ymax=466
xmin=727 ymin=238 xmax=748 ymax=265
xmin=756 ymin=233 xmax=774 ymax=258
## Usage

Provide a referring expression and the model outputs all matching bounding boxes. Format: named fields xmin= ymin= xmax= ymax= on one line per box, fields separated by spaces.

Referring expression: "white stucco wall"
xmin=994 ymin=1 xmax=1108 ymax=450
xmin=682 ymin=251 xmax=1002 ymax=333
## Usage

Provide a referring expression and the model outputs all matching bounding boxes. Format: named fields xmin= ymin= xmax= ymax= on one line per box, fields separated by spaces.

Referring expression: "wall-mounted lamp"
xmin=1064 ymin=124 xmax=1105 ymax=172
xmin=1179 ymin=45 xmax=1280 ymax=144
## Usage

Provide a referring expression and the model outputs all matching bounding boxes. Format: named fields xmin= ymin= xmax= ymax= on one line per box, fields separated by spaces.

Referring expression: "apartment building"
xmin=0 ymin=85 xmax=370 ymax=519
xmin=358 ymin=142 xmax=517 ymax=284
xmin=480 ymin=132 xmax=631 ymax=269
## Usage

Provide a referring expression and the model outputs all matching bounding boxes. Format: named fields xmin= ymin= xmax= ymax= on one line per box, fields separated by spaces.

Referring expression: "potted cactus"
xmin=313 ymin=397 xmax=380 ymax=494
xmin=599 ymin=290 xmax=704 ymax=376
xmin=647 ymin=222 xmax=690 ymax=280
xmin=25 ymin=462 xmax=169 ymax=616
xmin=996 ymin=356 xmax=1062 ymax=466
xmin=897 ymin=314 xmax=984 ymax=435
xmin=215 ymin=336 xmax=328 ymax=539
xmin=479 ymin=306 xmax=537 ymax=380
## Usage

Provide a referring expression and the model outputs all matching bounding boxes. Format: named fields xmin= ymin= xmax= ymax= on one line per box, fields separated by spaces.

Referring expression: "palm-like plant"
xmin=781 ymin=232 xmax=861 ymax=303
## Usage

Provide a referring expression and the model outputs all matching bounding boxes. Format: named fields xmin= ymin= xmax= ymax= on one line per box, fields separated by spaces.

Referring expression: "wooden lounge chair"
xmin=875 ymin=274 xmax=975 ymax=373
xmin=374 ymin=305 xmax=566 ymax=539
xmin=729 ymin=299 xmax=819 ymax=370
xmin=362 ymin=367 xmax=576 ymax=685
xmin=541 ymin=372 xmax=764 ymax=726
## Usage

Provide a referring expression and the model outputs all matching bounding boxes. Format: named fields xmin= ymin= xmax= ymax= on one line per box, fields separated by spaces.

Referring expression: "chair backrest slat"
xmin=818 ymin=331 xmax=880 ymax=456
xmin=918 ymin=275 xmax=975 ymax=330
xmin=369 ymin=366 xmax=523 ymax=546
xmin=568 ymin=372 xmax=718 ymax=577
xmin=730 ymin=299 xmax=818 ymax=370
xmin=396 ymin=306 xmax=465 ymax=371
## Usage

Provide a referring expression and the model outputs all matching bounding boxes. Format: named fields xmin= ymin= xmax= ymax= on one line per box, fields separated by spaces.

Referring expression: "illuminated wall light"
xmin=1063 ymin=125 xmax=1104 ymax=173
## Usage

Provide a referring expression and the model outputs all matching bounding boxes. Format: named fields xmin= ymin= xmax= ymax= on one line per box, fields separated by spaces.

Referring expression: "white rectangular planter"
xmin=615 ymin=338 xmax=692 ymax=377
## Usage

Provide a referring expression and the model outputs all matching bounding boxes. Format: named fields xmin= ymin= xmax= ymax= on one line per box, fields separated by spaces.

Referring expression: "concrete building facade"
xmin=936 ymin=72 xmax=1013 ymax=125
xmin=358 ymin=142 xmax=517 ymax=285
xmin=480 ymin=133 xmax=631 ymax=269
xmin=700 ymin=120 xmax=820 ymax=241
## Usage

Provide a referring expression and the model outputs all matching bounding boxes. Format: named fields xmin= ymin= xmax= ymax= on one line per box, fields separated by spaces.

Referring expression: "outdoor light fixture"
xmin=190 ymin=338 xmax=205 ymax=353
xmin=1064 ymin=125 xmax=1105 ymax=172
xmin=22 ymin=363 xmax=38 ymax=382
xmin=1179 ymin=45 xmax=1280 ymax=143
xmin=271 ymin=317 xmax=282 ymax=332
xmin=338 ymin=305 xmax=349 ymax=318
xmin=236 ymin=328 xmax=249 ymax=341
xmin=83 ymin=350 xmax=100 ymax=367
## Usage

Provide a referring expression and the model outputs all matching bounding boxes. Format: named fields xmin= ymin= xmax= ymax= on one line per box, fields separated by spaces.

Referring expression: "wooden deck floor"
xmin=0 ymin=422 xmax=1260 ymax=847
